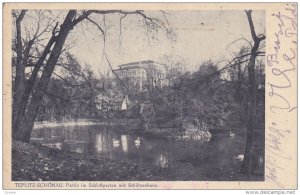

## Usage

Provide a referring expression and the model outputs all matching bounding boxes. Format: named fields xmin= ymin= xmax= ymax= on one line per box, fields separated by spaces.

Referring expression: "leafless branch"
xmin=85 ymin=16 xmax=105 ymax=39
xmin=104 ymin=52 xmax=127 ymax=89
xmin=52 ymin=71 xmax=83 ymax=87
xmin=60 ymin=42 xmax=76 ymax=55
xmin=118 ymin=13 xmax=127 ymax=45
xmin=226 ymin=37 xmax=252 ymax=51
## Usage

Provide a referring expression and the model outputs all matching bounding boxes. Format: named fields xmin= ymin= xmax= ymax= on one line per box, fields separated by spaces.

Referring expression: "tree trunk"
xmin=13 ymin=34 xmax=57 ymax=138
xmin=12 ymin=10 xmax=27 ymax=138
xmin=15 ymin=10 xmax=77 ymax=142
xmin=242 ymin=10 xmax=265 ymax=174
xmin=242 ymin=52 xmax=257 ymax=173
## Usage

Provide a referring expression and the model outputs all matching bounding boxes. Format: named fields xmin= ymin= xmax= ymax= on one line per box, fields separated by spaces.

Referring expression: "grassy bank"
xmin=12 ymin=140 xmax=161 ymax=181
xmin=12 ymin=139 xmax=263 ymax=181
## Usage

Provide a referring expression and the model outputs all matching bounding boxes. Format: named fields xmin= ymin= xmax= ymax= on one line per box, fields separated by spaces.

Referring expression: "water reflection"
xmin=43 ymin=142 xmax=62 ymax=150
xmin=157 ymin=153 xmax=169 ymax=168
xmin=95 ymin=134 xmax=103 ymax=152
xmin=30 ymin=125 xmax=264 ymax=178
xmin=121 ymin=135 xmax=128 ymax=152
xmin=255 ymin=155 xmax=264 ymax=174
xmin=258 ymin=156 xmax=264 ymax=164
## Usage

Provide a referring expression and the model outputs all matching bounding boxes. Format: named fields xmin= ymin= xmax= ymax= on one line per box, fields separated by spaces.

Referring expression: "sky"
xmin=21 ymin=10 xmax=265 ymax=76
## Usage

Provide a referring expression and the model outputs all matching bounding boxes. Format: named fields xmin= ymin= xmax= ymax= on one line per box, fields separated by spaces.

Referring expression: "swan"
xmin=134 ymin=137 xmax=141 ymax=148
xmin=235 ymin=154 xmax=244 ymax=161
xmin=112 ymin=138 xmax=120 ymax=148
xmin=229 ymin=131 xmax=235 ymax=138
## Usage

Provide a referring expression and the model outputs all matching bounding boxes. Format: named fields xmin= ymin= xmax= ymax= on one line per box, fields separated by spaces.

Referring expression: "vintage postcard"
xmin=2 ymin=2 xmax=297 ymax=190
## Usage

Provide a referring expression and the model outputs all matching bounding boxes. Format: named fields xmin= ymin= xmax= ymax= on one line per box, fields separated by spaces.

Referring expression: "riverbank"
xmin=12 ymin=137 xmax=263 ymax=181
xmin=12 ymin=140 xmax=160 ymax=181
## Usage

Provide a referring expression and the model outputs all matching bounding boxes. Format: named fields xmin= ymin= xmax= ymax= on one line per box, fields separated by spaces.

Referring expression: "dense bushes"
xmin=36 ymin=54 xmax=265 ymax=132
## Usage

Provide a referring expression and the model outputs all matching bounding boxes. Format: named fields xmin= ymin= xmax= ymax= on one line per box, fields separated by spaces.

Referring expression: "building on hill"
xmin=113 ymin=60 xmax=167 ymax=91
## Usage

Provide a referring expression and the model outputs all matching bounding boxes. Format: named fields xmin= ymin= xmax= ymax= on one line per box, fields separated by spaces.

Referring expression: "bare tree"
xmin=13 ymin=19 xmax=59 ymax=134
xmin=12 ymin=9 xmax=173 ymax=142
xmin=12 ymin=10 xmax=27 ymax=131
xmin=241 ymin=10 xmax=265 ymax=174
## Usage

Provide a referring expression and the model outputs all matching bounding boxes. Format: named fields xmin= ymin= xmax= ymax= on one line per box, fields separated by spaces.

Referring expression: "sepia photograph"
xmin=10 ymin=8 xmax=266 ymax=182
xmin=2 ymin=2 xmax=297 ymax=190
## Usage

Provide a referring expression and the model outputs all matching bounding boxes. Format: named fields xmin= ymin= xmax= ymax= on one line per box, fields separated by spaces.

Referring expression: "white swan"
xmin=134 ymin=137 xmax=141 ymax=148
xmin=229 ymin=131 xmax=235 ymax=138
xmin=235 ymin=154 xmax=244 ymax=161
xmin=112 ymin=138 xmax=120 ymax=148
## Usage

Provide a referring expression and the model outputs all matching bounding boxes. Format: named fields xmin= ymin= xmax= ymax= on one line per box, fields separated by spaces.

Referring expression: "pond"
xmin=30 ymin=124 xmax=264 ymax=181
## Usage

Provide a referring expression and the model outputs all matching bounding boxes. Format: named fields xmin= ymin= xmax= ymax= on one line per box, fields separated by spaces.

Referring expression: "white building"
xmin=113 ymin=60 xmax=167 ymax=90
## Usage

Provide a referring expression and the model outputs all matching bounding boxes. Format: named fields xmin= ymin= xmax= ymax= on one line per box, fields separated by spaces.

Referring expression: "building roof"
xmin=113 ymin=65 xmax=146 ymax=72
xmin=118 ymin=60 xmax=154 ymax=67
xmin=112 ymin=60 xmax=165 ymax=72
xmin=118 ymin=60 xmax=164 ymax=68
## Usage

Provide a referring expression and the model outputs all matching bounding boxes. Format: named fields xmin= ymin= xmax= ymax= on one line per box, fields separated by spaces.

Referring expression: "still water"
xmin=30 ymin=124 xmax=264 ymax=180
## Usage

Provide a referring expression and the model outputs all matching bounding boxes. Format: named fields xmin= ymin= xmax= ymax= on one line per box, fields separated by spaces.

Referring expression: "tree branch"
xmin=245 ymin=10 xmax=266 ymax=42
xmin=52 ymin=71 xmax=84 ymax=87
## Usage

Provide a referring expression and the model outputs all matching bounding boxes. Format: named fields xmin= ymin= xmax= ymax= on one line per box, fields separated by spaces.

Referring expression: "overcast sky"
xmin=62 ymin=10 xmax=265 ymax=75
